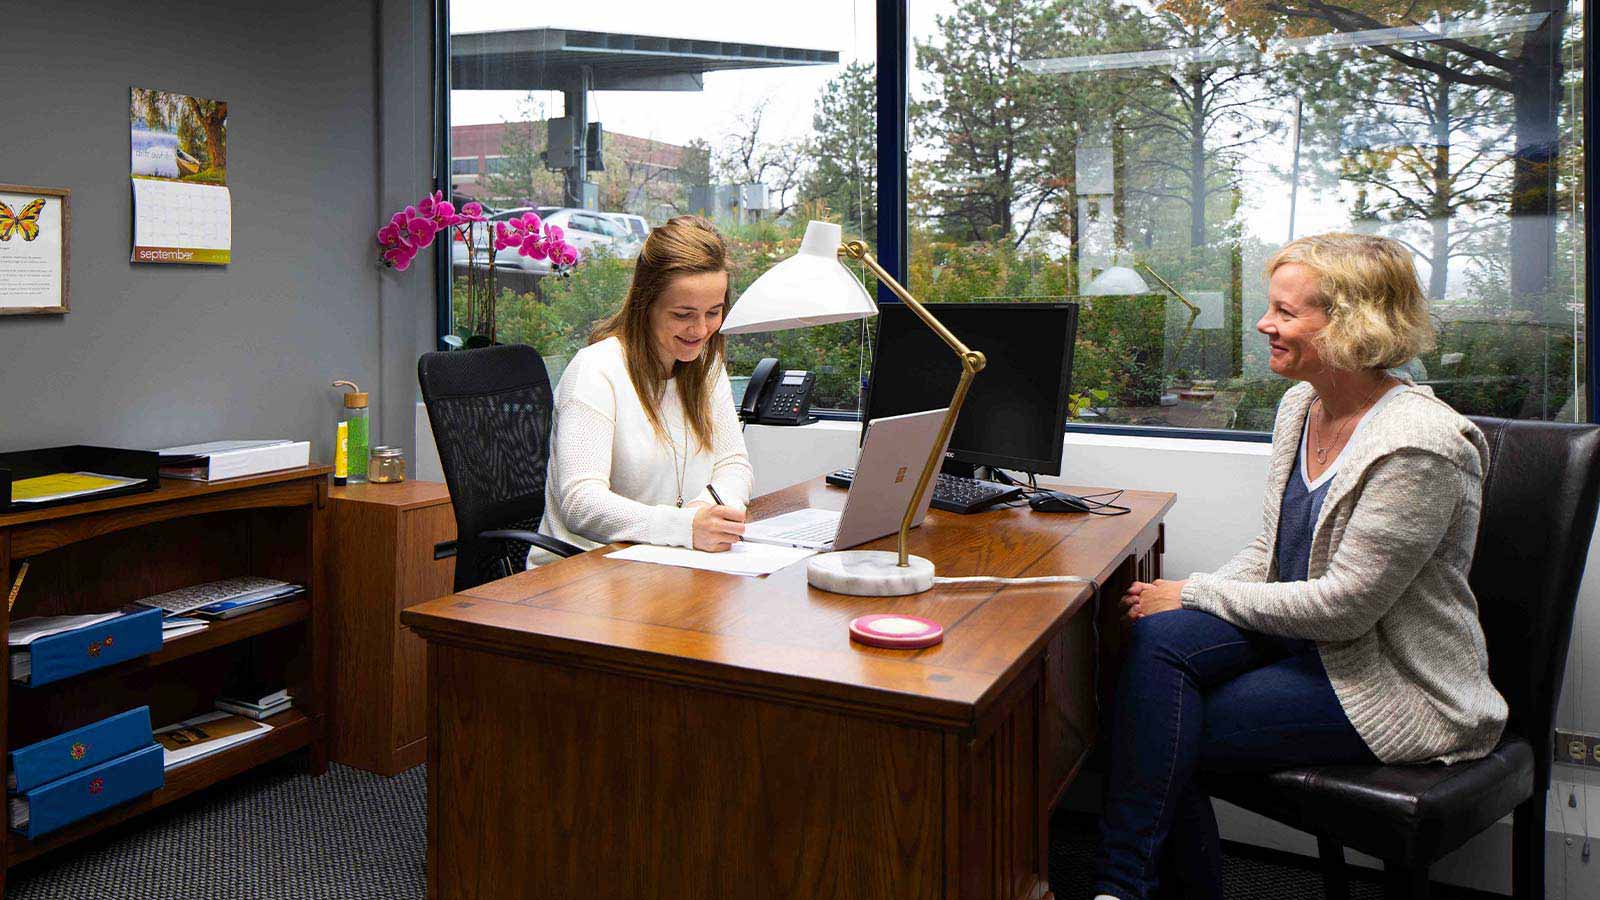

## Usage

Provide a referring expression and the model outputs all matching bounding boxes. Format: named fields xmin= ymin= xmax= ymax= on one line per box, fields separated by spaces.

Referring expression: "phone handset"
xmin=741 ymin=358 xmax=779 ymax=423
xmin=739 ymin=357 xmax=817 ymax=426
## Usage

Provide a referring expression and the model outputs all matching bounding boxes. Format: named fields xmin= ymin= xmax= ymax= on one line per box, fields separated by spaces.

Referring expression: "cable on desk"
xmin=933 ymin=573 xmax=1104 ymax=717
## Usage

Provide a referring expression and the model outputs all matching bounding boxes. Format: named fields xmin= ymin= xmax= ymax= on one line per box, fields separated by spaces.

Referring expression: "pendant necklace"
xmin=668 ymin=421 xmax=688 ymax=508
xmin=1311 ymin=380 xmax=1387 ymax=465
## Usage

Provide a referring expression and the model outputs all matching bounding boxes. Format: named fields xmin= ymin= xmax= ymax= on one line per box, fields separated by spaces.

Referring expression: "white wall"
xmin=416 ymin=409 xmax=1600 ymax=895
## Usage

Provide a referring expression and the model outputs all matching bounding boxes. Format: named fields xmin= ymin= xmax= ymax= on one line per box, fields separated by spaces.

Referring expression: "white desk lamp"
xmin=722 ymin=221 xmax=987 ymax=596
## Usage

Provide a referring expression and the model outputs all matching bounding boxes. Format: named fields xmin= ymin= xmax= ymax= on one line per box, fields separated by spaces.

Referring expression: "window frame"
xmin=435 ymin=0 xmax=1597 ymax=432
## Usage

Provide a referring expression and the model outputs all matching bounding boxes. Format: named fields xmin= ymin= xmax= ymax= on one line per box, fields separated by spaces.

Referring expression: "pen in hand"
xmin=706 ymin=483 xmax=726 ymax=507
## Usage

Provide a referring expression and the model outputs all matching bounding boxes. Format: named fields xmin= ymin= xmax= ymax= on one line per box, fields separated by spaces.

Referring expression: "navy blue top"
xmin=1275 ymin=384 xmax=1407 ymax=582
xmin=1276 ymin=439 xmax=1333 ymax=582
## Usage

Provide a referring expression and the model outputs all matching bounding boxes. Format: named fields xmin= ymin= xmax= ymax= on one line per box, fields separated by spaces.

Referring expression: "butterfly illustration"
xmin=0 ymin=198 xmax=46 ymax=241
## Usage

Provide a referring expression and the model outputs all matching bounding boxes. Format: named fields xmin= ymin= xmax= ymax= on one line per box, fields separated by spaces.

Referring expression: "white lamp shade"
xmin=1082 ymin=265 xmax=1150 ymax=296
xmin=720 ymin=221 xmax=878 ymax=334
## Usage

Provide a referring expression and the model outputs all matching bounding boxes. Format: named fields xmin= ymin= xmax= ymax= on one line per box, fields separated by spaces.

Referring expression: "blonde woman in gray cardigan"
xmin=1091 ymin=234 xmax=1508 ymax=900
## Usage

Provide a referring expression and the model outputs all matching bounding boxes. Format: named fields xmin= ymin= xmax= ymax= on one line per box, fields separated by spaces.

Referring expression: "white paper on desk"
xmin=607 ymin=542 xmax=817 ymax=576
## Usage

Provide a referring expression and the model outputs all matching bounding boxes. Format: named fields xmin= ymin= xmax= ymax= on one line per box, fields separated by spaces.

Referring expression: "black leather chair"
xmin=418 ymin=344 xmax=582 ymax=592
xmin=1204 ymin=417 xmax=1600 ymax=899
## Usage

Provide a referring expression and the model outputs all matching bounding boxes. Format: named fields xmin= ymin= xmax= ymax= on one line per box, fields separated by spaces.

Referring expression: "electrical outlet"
xmin=1555 ymin=729 xmax=1600 ymax=768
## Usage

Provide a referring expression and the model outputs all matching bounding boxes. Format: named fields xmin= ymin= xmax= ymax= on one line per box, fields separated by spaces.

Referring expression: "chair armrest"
xmin=479 ymin=528 xmax=584 ymax=560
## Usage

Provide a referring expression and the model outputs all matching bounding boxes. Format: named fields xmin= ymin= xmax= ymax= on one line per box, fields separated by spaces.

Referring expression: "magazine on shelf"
xmin=134 ymin=577 xmax=297 ymax=617
xmin=154 ymin=712 xmax=272 ymax=769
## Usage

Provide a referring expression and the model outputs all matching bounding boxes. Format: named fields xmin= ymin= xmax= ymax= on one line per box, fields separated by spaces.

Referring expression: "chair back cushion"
xmin=418 ymin=345 xmax=556 ymax=591
xmin=1467 ymin=416 xmax=1600 ymax=789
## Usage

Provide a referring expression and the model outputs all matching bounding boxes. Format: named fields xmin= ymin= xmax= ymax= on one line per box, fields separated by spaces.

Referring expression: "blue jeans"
xmin=1092 ymin=609 xmax=1378 ymax=900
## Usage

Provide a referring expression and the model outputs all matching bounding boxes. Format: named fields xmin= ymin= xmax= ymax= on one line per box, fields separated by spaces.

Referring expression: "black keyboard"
xmin=825 ymin=467 xmax=1023 ymax=515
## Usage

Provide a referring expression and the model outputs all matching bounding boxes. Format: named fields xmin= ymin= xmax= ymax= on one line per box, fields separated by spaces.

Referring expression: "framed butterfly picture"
xmin=0 ymin=183 xmax=69 ymax=316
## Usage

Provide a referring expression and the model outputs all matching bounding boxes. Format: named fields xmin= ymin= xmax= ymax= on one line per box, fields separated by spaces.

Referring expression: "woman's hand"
xmin=691 ymin=504 xmax=746 ymax=552
xmin=1120 ymin=579 xmax=1188 ymax=621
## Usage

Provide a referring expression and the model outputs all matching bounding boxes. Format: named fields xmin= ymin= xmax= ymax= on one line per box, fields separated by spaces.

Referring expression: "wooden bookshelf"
xmin=0 ymin=467 xmax=330 ymax=890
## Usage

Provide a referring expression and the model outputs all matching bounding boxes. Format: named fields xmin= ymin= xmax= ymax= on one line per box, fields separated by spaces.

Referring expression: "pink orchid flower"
xmin=383 ymin=245 xmax=416 ymax=270
xmin=407 ymin=217 xmax=437 ymax=247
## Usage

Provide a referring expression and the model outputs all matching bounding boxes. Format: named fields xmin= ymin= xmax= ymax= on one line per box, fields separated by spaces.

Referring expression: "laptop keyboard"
xmin=775 ymin=519 xmax=840 ymax=543
xmin=825 ymin=468 xmax=1022 ymax=515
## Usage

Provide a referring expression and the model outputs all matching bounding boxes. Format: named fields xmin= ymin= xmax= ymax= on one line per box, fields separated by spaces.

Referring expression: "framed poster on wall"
xmin=0 ymin=183 xmax=70 ymax=316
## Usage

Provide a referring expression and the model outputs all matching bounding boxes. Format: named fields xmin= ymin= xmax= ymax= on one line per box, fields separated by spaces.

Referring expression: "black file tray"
xmin=0 ymin=446 xmax=161 ymax=514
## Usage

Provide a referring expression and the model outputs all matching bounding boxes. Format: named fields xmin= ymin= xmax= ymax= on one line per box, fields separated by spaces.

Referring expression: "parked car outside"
xmin=604 ymin=213 xmax=650 ymax=250
xmin=452 ymin=207 xmax=636 ymax=274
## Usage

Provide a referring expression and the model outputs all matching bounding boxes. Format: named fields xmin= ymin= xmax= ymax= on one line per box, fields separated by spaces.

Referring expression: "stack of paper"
xmin=215 ymin=688 xmax=291 ymax=721
xmin=161 ymin=617 xmax=209 ymax=643
xmin=9 ymin=473 xmax=146 ymax=505
xmin=606 ymin=542 xmax=817 ymax=577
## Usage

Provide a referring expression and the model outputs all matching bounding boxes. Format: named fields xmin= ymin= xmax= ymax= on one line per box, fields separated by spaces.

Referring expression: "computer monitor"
xmin=862 ymin=302 xmax=1078 ymax=477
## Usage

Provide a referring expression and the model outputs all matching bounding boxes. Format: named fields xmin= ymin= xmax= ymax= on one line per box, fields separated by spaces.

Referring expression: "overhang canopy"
xmin=452 ymin=28 xmax=840 ymax=92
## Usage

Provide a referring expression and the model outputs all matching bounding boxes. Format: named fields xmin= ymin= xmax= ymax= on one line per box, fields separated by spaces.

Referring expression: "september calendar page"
xmin=130 ymin=87 xmax=231 ymax=265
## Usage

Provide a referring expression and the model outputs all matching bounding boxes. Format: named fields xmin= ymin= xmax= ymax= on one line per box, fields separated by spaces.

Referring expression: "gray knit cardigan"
xmin=1180 ymin=380 xmax=1508 ymax=764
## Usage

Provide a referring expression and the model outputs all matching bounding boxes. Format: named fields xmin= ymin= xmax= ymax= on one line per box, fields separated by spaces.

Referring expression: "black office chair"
xmin=1204 ymin=417 xmax=1600 ymax=899
xmin=418 ymin=344 xmax=582 ymax=592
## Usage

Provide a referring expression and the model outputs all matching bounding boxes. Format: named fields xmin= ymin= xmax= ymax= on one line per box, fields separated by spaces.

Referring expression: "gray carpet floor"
xmin=9 ymin=762 xmax=425 ymax=900
xmin=9 ymin=761 xmax=1468 ymax=899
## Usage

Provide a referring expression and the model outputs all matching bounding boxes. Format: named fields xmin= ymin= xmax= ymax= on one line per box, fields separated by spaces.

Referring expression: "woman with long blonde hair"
xmin=535 ymin=216 xmax=752 ymax=562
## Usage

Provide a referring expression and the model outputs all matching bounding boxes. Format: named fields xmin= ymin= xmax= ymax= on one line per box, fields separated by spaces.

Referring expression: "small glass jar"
xmin=369 ymin=446 xmax=407 ymax=483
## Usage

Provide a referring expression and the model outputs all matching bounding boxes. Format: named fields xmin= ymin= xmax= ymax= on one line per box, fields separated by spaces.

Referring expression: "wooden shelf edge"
xmin=9 ymin=599 xmax=311 ymax=692
xmin=7 ymin=709 xmax=315 ymax=864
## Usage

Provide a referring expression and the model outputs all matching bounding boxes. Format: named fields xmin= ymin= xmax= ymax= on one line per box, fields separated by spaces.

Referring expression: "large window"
xmin=908 ymin=0 xmax=1588 ymax=432
xmin=440 ymin=0 xmax=1591 ymax=433
xmin=444 ymin=2 xmax=878 ymax=412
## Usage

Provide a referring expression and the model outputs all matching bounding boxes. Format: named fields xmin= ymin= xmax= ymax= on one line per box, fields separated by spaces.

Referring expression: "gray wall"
xmin=0 ymin=1 xmax=433 ymax=461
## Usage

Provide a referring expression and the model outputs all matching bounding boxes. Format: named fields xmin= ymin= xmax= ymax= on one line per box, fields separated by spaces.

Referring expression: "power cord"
xmin=987 ymin=469 xmax=1133 ymax=517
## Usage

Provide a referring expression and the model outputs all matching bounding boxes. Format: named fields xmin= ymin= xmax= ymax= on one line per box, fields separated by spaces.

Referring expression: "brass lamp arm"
xmin=1135 ymin=262 xmax=1198 ymax=317
xmin=1136 ymin=262 xmax=1202 ymax=371
xmin=842 ymin=241 xmax=987 ymax=567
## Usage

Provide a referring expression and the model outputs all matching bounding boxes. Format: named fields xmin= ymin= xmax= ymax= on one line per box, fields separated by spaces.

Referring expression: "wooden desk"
xmin=402 ymin=480 xmax=1172 ymax=900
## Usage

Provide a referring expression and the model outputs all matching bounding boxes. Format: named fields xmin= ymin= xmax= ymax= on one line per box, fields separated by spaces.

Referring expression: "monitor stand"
xmin=940 ymin=458 xmax=979 ymax=480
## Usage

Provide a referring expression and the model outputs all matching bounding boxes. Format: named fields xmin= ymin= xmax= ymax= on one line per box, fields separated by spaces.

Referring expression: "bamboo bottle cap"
xmin=332 ymin=380 xmax=369 ymax=408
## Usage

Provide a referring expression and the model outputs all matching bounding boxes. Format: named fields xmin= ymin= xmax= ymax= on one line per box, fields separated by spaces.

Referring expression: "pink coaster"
xmin=849 ymin=614 xmax=944 ymax=649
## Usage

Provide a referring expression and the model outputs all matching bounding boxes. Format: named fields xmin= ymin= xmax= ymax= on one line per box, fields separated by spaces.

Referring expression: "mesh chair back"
xmin=1467 ymin=416 xmax=1600 ymax=791
xmin=418 ymin=344 xmax=557 ymax=592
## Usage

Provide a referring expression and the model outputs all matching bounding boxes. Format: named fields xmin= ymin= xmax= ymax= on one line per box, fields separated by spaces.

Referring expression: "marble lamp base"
xmin=806 ymin=550 xmax=936 ymax=596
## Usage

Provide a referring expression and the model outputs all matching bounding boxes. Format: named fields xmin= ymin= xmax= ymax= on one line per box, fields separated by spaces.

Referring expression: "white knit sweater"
xmin=534 ymin=336 xmax=754 ymax=564
xmin=1180 ymin=380 xmax=1508 ymax=764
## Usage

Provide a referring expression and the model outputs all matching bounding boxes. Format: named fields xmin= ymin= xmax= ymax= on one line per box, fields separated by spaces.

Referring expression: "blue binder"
xmin=16 ymin=608 xmax=163 ymax=687
xmin=9 ymin=743 xmax=163 ymax=839
xmin=8 ymin=707 xmax=153 ymax=794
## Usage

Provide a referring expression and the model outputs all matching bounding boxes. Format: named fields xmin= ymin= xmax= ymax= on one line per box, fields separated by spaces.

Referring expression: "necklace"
xmin=666 ymin=420 xmax=688 ymax=508
xmin=1310 ymin=379 xmax=1389 ymax=465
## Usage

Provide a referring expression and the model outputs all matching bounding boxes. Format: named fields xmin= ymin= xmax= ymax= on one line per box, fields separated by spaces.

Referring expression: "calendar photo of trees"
xmin=130 ymin=87 xmax=228 ymax=186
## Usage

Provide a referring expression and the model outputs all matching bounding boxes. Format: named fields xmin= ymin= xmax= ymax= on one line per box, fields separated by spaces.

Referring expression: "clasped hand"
xmin=689 ymin=503 xmax=746 ymax=552
xmin=1120 ymin=579 xmax=1188 ymax=622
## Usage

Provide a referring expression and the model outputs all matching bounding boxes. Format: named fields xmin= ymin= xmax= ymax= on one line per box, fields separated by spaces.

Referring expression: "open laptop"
xmin=742 ymin=408 xmax=950 ymax=551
